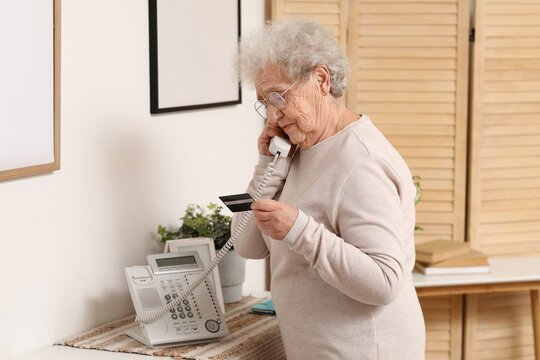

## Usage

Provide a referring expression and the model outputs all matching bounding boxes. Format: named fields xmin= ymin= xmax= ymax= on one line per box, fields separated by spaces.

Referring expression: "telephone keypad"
xmin=159 ymin=278 xmax=204 ymax=322
xmin=154 ymin=273 xmax=224 ymax=336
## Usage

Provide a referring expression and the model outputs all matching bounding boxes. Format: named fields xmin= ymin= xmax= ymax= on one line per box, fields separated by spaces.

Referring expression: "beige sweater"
xmin=233 ymin=115 xmax=425 ymax=359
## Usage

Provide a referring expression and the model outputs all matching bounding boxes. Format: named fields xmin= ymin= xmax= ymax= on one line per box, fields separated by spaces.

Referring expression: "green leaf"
xmin=413 ymin=176 xmax=423 ymax=231
xmin=413 ymin=175 xmax=422 ymax=205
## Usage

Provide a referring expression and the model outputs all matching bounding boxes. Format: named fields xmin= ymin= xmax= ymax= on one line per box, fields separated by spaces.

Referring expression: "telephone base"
xmin=126 ymin=327 xmax=219 ymax=349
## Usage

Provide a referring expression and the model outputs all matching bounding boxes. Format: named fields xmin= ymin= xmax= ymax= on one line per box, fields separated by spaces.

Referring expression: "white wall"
xmin=0 ymin=1 xmax=267 ymax=358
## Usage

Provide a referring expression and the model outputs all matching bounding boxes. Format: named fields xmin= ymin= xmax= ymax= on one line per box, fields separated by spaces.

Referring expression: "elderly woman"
xmin=233 ymin=19 xmax=425 ymax=359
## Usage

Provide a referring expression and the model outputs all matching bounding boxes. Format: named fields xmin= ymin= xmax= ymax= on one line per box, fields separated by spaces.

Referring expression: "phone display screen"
xmin=156 ymin=256 xmax=197 ymax=268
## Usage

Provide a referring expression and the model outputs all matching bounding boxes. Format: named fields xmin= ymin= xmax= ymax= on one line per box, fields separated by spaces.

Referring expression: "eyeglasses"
xmin=254 ymin=80 xmax=299 ymax=119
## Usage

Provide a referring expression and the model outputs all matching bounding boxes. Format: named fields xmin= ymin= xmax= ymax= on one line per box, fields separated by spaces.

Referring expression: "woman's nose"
xmin=266 ymin=105 xmax=283 ymax=123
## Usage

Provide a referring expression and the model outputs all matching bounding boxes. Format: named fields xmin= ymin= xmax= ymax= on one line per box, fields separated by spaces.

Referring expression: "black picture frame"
xmin=148 ymin=0 xmax=242 ymax=114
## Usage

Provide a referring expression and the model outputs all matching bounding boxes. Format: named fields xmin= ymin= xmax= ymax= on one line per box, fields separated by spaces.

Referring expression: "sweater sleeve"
xmin=286 ymin=157 xmax=414 ymax=305
xmin=232 ymin=154 xmax=292 ymax=259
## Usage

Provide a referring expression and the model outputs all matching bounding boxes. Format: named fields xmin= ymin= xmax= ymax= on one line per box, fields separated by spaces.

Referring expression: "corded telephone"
xmin=125 ymin=135 xmax=292 ymax=348
xmin=125 ymin=251 xmax=227 ymax=348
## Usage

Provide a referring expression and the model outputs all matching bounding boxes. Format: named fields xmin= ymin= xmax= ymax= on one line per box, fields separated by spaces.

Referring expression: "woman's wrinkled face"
xmin=255 ymin=65 xmax=324 ymax=149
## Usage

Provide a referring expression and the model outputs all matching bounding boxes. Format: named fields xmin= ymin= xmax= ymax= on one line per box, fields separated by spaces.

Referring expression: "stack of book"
xmin=414 ymin=240 xmax=490 ymax=275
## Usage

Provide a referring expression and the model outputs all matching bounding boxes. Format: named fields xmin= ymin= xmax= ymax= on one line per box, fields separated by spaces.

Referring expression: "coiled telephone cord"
xmin=136 ymin=152 xmax=280 ymax=324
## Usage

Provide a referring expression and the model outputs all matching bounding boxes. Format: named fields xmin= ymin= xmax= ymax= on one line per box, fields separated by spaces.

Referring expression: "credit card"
xmin=219 ymin=193 xmax=255 ymax=212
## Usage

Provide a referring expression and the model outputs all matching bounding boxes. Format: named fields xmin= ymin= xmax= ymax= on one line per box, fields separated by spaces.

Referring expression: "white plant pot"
xmin=218 ymin=249 xmax=246 ymax=304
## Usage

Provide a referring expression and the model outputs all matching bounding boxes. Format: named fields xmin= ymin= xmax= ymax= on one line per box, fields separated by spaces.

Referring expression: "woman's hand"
xmin=251 ymin=199 xmax=298 ymax=240
xmin=258 ymin=121 xmax=288 ymax=156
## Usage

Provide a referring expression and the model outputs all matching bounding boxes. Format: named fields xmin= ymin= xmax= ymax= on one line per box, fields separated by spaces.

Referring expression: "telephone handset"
xmin=125 ymin=136 xmax=291 ymax=348
xmin=268 ymin=135 xmax=291 ymax=158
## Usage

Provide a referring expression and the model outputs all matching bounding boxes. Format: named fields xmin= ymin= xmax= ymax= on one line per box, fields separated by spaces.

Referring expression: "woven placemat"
xmin=56 ymin=296 xmax=285 ymax=360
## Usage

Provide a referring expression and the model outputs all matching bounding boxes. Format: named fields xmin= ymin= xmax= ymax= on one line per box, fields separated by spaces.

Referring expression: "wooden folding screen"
xmin=466 ymin=1 xmax=540 ymax=359
xmin=270 ymin=0 xmax=540 ymax=358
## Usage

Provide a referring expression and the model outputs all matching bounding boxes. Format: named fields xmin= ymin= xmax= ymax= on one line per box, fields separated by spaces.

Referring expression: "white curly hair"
xmin=237 ymin=18 xmax=348 ymax=98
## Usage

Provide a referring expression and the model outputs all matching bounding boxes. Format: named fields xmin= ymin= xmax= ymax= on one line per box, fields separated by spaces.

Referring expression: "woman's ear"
xmin=313 ymin=65 xmax=331 ymax=96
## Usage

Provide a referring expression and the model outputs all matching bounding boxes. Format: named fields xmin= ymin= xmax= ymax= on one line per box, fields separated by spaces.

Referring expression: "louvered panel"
xmin=420 ymin=295 xmax=463 ymax=360
xmin=465 ymin=292 xmax=536 ymax=360
xmin=467 ymin=1 xmax=540 ymax=359
xmin=468 ymin=0 xmax=540 ymax=256
xmin=271 ymin=0 xmax=348 ymax=51
xmin=347 ymin=2 xmax=469 ymax=360
xmin=348 ymin=0 xmax=469 ymax=246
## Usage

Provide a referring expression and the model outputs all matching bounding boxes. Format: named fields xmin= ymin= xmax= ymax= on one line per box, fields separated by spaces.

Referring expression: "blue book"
xmin=250 ymin=299 xmax=276 ymax=316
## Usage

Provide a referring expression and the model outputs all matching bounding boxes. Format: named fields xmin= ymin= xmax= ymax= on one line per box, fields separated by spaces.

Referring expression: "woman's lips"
xmin=282 ymin=123 xmax=293 ymax=132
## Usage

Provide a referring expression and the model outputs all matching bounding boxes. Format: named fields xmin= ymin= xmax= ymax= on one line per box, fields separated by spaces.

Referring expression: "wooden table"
xmin=413 ymin=256 xmax=540 ymax=360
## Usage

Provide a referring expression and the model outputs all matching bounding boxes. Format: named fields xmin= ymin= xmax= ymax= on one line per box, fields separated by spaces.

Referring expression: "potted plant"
xmin=157 ymin=203 xmax=246 ymax=304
